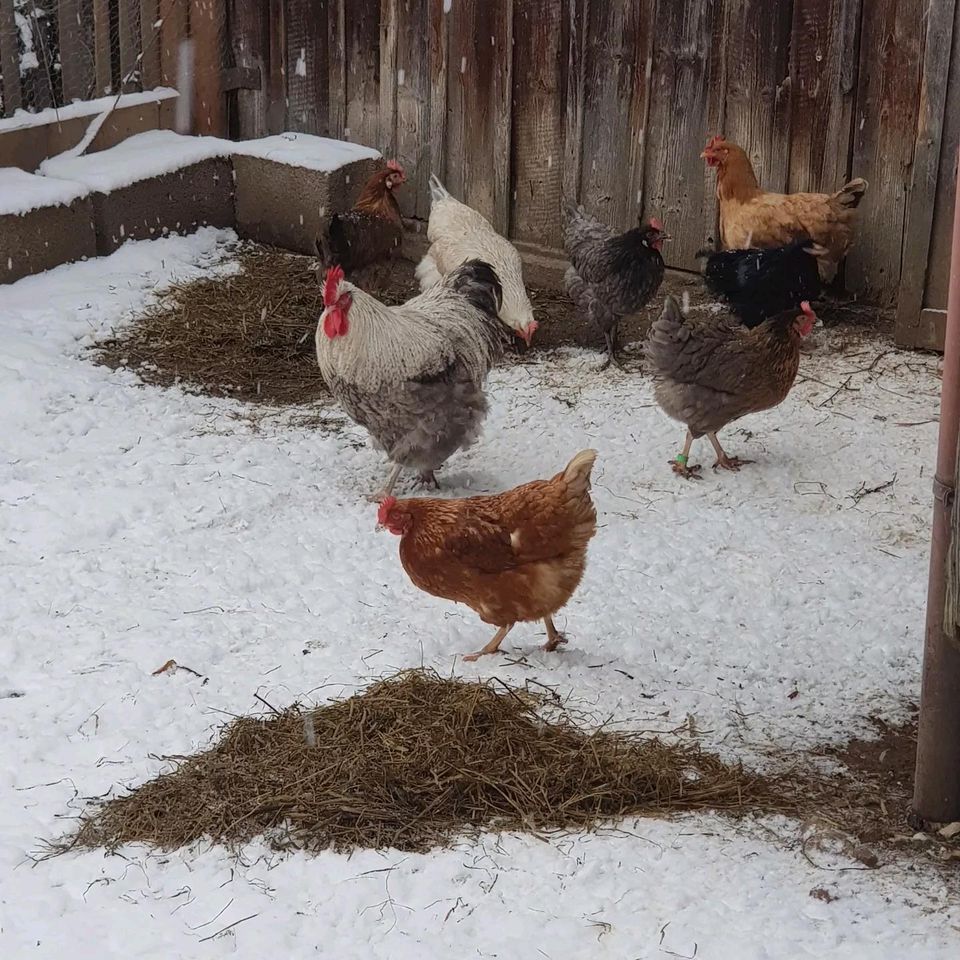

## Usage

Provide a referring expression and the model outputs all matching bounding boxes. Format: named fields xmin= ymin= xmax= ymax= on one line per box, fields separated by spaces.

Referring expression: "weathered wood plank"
xmin=394 ymin=0 xmax=431 ymax=218
xmin=228 ymin=0 xmax=269 ymax=139
xmin=788 ymin=0 xmax=862 ymax=194
xmin=578 ymin=0 xmax=643 ymax=231
xmin=58 ymin=0 xmax=85 ymax=101
xmin=140 ymin=0 xmax=162 ymax=89
xmin=191 ymin=0 xmax=225 ymax=135
xmin=93 ymin=0 xmax=113 ymax=96
xmin=644 ymin=0 xmax=724 ymax=269
xmin=445 ymin=0 xmax=513 ymax=231
xmin=266 ymin=0 xmax=286 ymax=133
xmin=0 ymin=0 xmax=22 ymax=115
xmin=159 ymin=0 xmax=189 ymax=88
xmin=286 ymin=0 xmax=323 ymax=133
xmin=561 ymin=0 xmax=587 ymax=211
xmin=378 ymin=0 xmax=397 ymax=157
xmin=327 ymin=0 xmax=346 ymax=138
xmin=344 ymin=0 xmax=380 ymax=146
xmin=426 ymin=0 xmax=449 ymax=192
xmin=511 ymin=0 xmax=565 ymax=247
xmin=118 ymin=0 xmax=141 ymax=91
xmin=895 ymin=0 xmax=958 ymax=346
xmin=846 ymin=0 xmax=924 ymax=301
xmin=722 ymin=0 xmax=793 ymax=192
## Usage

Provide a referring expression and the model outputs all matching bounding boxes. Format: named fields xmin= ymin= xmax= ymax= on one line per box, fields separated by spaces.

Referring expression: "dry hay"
xmin=55 ymin=671 xmax=784 ymax=856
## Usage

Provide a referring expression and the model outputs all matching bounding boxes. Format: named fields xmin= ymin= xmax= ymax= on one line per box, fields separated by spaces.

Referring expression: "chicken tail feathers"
xmin=429 ymin=174 xmax=451 ymax=203
xmin=562 ymin=449 xmax=598 ymax=495
xmin=834 ymin=177 xmax=868 ymax=209
xmin=446 ymin=259 xmax=503 ymax=320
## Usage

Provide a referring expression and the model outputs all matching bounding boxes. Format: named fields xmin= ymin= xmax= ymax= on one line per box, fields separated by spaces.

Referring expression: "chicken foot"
xmin=670 ymin=430 xmax=702 ymax=480
xmin=708 ymin=433 xmax=754 ymax=472
xmin=542 ymin=616 xmax=568 ymax=653
xmin=366 ymin=462 xmax=404 ymax=503
xmin=416 ymin=470 xmax=440 ymax=490
xmin=462 ymin=624 xmax=514 ymax=662
xmin=598 ymin=323 xmax=623 ymax=371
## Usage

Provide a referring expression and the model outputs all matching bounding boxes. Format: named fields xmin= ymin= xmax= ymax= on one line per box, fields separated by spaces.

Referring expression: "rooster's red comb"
xmin=377 ymin=496 xmax=398 ymax=526
xmin=800 ymin=301 xmax=816 ymax=320
xmin=386 ymin=159 xmax=404 ymax=174
xmin=323 ymin=265 xmax=345 ymax=307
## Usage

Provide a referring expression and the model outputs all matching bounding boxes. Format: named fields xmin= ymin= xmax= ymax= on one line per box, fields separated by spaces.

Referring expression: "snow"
xmin=0 ymin=166 xmax=89 ymax=216
xmin=0 ymin=231 xmax=956 ymax=958
xmin=231 ymin=131 xmax=381 ymax=172
xmin=39 ymin=129 xmax=235 ymax=193
xmin=0 ymin=88 xmax=179 ymax=134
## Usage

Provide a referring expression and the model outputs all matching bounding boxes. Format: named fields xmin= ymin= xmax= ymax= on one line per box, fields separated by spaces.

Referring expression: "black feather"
xmin=702 ymin=239 xmax=821 ymax=328
xmin=445 ymin=259 xmax=504 ymax=320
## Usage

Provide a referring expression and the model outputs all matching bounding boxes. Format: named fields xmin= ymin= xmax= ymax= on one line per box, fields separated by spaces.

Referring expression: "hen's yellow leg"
xmin=707 ymin=433 xmax=754 ymax=472
xmin=671 ymin=429 xmax=701 ymax=479
xmin=463 ymin=624 xmax=514 ymax=662
xmin=542 ymin=616 xmax=568 ymax=652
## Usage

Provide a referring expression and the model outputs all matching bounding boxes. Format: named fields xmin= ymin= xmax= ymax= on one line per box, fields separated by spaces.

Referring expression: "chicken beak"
xmin=519 ymin=322 xmax=538 ymax=348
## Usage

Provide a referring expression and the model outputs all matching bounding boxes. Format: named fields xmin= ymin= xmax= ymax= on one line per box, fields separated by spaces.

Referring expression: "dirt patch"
xmin=52 ymin=670 xmax=784 ymax=856
xmin=94 ymin=243 xmax=896 ymax=406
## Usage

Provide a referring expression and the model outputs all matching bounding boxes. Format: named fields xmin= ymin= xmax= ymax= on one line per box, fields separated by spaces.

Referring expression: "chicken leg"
xmin=670 ymin=429 xmax=702 ymax=479
xmin=708 ymin=433 xmax=753 ymax=472
xmin=367 ymin=462 xmax=404 ymax=503
xmin=416 ymin=470 xmax=440 ymax=490
xmin=542 ymin=616 xmax=568 ymax=653
xmin=463 ymin=623 xmax=514 ymax=662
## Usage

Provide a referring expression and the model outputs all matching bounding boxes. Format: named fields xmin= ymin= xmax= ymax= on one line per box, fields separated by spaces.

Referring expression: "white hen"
xmin=416 ymin=176 xmax=538 ymax=345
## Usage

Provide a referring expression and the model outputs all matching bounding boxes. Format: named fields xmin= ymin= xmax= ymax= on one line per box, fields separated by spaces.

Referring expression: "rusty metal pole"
xmin=913 ymin=148 xmax=960 ymax=826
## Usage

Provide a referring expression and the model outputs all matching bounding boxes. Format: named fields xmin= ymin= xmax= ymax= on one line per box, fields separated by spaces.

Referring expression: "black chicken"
xmin=564 ymin=203 xmax=668 ymax=369
xmin=700 ymin=238 xmax=824 ymax=329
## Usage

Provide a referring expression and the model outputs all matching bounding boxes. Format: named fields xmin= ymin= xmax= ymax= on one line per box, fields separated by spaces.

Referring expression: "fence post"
xmin=913 ymin=148 xmax=960 ymax=826
xmin=0 ymin=0 xmax=22 ymax=114
xmin=191 ymin=0 xmax=226 ymax=136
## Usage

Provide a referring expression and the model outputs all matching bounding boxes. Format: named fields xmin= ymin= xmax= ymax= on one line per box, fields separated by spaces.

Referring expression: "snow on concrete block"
xmin=232 ymin=133 xmax=383 ymax=254
xmin=39 ymin=131 xmax=236 ymax=255
xmin=0 ymin=168 xmax=96 ymax=283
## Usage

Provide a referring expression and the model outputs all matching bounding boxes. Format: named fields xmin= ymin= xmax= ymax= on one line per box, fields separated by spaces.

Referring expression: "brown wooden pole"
xmin=913 ymin=147 xmax=960 ymax=826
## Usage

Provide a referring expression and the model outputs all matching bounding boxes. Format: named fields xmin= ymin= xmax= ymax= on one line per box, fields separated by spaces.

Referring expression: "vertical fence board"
xmin=427 ymin=0 xmax=449 ymax=188
xmin=140 ymin=0 xmax=162 ymax=89
xmin=93 ymin=0 xmax=112 ymax=95
xmin=228 ymin=0 xmax=269 ymax=138
xmin=644 ymin=0 xmax=723 ymax=268
xmin=266 ymin=0 xmax=287 ymax=133
xmin=344 ymin=0 xmax=380 ymax=145
xmin=327 ymin=0 xmax=345 ymax=137
xmin=159 ymin=0 xmax=188 ymax=88
xmin=722 ymin=0 xmax=793 ymax=192
xmin=846 ymin=0 xmax=924 ymax=301
xmin=286 ymin=0 xmax=323 ymax=133
xmin=788 ymin=0 xmax=862 ymax=193
xmin=894 ymin=0 xmax=958 ymax=343
xmin=446 ymin=0 xmax=513 ymax=231
xmin=378 ymin=0 xmax=397 ymax=157
xmin=511 ymin=0 xmax=565 ymax=247
xmin=58 ymin=0 xmax=85 ymax=100
xmin=561 ymin=0 xmax=587 ymax=210
xmin=119 ymin=0 xmax=141 ymax=90
xmin=192 ymin=0 xmax=225 ymax=135
xmin=395 ymin=0 xmax=431 ymax=218
xmin=577 ymin=0 xmax=643 ymax=230
xmin=0 ymin=0 xmax=22 ymax=115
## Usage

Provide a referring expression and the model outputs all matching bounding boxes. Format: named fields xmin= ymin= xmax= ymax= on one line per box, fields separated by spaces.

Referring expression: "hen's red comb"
xmin=377 ymin=495 xmax=398 ymax=526
xmin=705 ymin=134 xmax=724 ymax=150
xmin=386 ymin=159 xmax=404 ymax=173
xmin=323 ymin=265 xmax=345 ymax=307
xmin=800 ymin=301 xmax=816 ymax=319
xmin=649 ymin=217 xmax=664 ymax=231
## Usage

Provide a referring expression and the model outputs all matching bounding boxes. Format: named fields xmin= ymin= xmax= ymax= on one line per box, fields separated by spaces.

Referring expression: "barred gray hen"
xmin=316 ymin=260 xmax=505 ymax=500
xmin=564 ymin=203 xmax=667 ymax=369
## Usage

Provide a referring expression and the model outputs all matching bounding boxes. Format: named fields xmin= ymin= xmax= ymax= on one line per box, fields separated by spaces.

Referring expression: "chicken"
xmin=701 ymin=136 xmax=867 ymax=282
xmin=316 ymin=259 xmax=505 ymax=499
xmin=563 ymin=203 xmax=668 ymax=368
xmin=316 ymin=160 xmax=407 ymax=274
xmin=645 ymin=296 xmax=817 ymax=478
xmin=416 ymin=176 xmax=538 ymax=346
xmin=377 ymin=449 xmax=598 ymax=660
xmin=700 ymin=238 xmax=825 ymax=328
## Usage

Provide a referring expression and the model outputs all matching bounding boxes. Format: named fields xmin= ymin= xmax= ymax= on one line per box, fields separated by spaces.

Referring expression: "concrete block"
xmin=232 ymin=133 xmax=383 ymax=254
xmin=0 ymin=197 xmax=96 ymax=283
xmin=90 ymin=158 xmax=235 ymax=254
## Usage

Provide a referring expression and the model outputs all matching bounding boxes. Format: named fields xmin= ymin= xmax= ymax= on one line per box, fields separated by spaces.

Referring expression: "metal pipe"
xmin=913 ymin=147 xmax=960 ymax=825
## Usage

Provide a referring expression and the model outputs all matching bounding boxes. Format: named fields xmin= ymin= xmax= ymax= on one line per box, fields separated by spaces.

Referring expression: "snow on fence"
xmin=223 ymin=0 xmax=960 ymax=351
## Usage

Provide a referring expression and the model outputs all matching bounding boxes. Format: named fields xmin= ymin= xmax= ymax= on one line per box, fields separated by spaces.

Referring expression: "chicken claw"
xmin=542 ymin=616 xmax=568 ymax=653
xmin=463 ymin=624 xmax=514 ymax=662
xmin=670 ymin=457 xmax=702 ymax=480
xmin=416 ymin=470 xmax=440 ymax=490
xmin=712 ymin=454 xmax=754 ymax=472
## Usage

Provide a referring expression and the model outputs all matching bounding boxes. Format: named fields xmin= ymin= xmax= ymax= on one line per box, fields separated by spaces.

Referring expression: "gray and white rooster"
xmin=563 ymin=203 xmax=669 ymax=369
xmin=316 ymin=260 xmax=505 ymax=500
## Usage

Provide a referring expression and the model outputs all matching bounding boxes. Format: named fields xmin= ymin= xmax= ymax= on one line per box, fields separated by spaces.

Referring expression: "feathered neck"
xmin=717 ymin=149 xmax=761 ymax=204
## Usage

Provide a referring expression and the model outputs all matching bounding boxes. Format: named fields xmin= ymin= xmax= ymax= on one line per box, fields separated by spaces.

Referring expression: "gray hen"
xmin=316 ymin=260 xmax=506 ymax=499
xmin=563 ymin=203 xmax=668 ymax=368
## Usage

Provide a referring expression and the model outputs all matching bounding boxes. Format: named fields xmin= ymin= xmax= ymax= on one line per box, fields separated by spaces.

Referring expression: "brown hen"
xmin=702 ymin=136 xmax=867 ymax=282
xmin=645 ymin=297 xmax=816 ymax=478
xmin=377 ymin=450 xmax=598 ymax=660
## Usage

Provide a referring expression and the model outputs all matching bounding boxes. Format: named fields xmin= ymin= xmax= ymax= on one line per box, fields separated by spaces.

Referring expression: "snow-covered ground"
xmin=1 ymin=229 xmax=956 ymax=957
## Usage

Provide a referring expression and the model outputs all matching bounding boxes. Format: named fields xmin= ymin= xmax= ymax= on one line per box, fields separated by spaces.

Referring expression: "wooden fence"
xmin=226 ymin=0 xmax=959 ymax=349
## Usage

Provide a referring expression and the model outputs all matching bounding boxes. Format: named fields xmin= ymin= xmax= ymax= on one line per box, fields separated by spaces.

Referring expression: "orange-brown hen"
xmin=702 ymin=136 xmax=867 ymax=282
xmin=377 ymin=450 xmax=598 ymax=660
xmin=316 ymin=160 xmax=406 ymax=274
